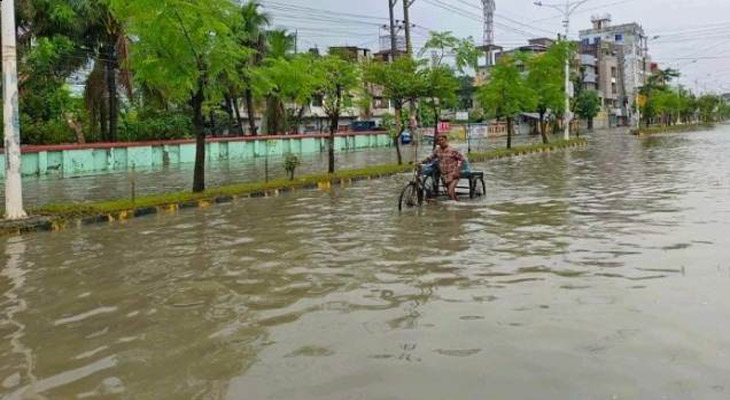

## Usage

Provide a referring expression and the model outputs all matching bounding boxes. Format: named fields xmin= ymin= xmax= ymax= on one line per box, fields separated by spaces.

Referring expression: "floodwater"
xmin=3 ymin=134 xmax=537 ymax=207
xmin=2 ymin=127 xmax=730 ymax=399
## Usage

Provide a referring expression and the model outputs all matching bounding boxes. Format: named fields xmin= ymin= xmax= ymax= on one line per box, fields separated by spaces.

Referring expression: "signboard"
xmin=439 ymin=122 xmax=450 ymax=132
xmin=456 ymin=112 xmax=469 ymax=121
xmin=468 ymin=124 xmax=489 ymax=139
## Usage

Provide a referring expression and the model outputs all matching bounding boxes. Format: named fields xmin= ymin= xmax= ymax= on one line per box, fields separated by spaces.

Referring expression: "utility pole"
xmin=637 ymin=34 xmax=648 ymax=129
xmin=534 ymin=0 xmax=590 ymax=140
xmin=403 ymin=0 xmax=416 ymax=57
xmin=294 ymin=29 xmax=298 ymax=54
xmin=389 ymin=0 xmax=399 ymax=63
xmin=2 ymin=0 xmax=28 ymax=220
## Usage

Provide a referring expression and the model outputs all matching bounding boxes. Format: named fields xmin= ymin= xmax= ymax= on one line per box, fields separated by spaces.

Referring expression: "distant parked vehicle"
xmin=401 ymin=130 xmax=413 ymax=145
xmin=351 ymin=121 xmax=377 ymax=132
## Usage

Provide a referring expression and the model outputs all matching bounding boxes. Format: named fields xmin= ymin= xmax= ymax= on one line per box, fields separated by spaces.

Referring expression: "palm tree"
xmin=73 ymin=0 xmax=132 ymax=142
xmin=261 ymin=29 xmax=296 ymax=134
xmin=265 ymin=29 xmax=296 ymax=60
xmin=237 ymin=1 xmax=270 ymax=135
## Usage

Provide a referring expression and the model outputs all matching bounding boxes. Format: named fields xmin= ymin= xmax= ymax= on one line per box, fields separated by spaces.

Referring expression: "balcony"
xmin=580 ymin=54 xmax=597 ymax=67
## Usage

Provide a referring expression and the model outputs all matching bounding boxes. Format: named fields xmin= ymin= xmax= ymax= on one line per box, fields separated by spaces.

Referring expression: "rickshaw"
xmin=398 ymin=160 xmax=486 ymax=210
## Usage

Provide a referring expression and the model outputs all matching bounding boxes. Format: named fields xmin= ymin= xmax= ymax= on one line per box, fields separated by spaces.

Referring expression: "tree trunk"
xmin=506 ymin=117 xmax=513 ymax=149
xmin=539 ymin=111 xmax=549 ymax=144
xmin=192 ymin=84 xmax=206 ymax=193
xmin=107 ymin=44 xmax=118 ymax=142
xmin=100 ymin=99 xmax=109 ymax=142
xmin=587 ymin=117 xmax=594 ymax=131
xmin=294 ymin=106 xmax=306 ymax=134
xmin=328 ymin=87 xmax=342 ymax=173
xmin=224 ymin=93 xmax=236 ymax=136
xmin=328 ymin=114 xmax=337 ymax=173
xmin=244 ymin=88 xmax=257 ymax=135
xmin=395 ymin=101 xmax=403 ymax=164
xmin=232 ymin=96 xmax=244 ymax=136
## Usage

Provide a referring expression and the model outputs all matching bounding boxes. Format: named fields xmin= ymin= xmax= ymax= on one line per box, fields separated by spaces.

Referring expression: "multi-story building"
xmin=579 ymin=14 xmax=650 ymax=126
xmin=579 ymin=40 xmax=627 ymax=127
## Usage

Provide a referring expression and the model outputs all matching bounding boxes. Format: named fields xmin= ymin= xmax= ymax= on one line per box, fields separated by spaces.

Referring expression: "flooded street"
xmin=2 ymin=127 xmax=730 ymax=399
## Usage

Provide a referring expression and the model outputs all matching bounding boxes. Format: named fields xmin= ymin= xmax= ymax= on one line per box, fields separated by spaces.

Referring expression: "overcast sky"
xmin=263 ymin=0 xmax=730 ymax=94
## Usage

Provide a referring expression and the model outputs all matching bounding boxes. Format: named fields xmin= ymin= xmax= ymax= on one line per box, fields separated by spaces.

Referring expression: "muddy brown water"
xmin=2 ymin=127 xmax=730 ymax=399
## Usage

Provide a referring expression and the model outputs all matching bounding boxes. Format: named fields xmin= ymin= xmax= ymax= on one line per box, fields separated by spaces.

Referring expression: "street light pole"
xmin=534 ymin=0 xmax=591 ymax=140
xmin=2 ymin=0 xmax=28 ymax=220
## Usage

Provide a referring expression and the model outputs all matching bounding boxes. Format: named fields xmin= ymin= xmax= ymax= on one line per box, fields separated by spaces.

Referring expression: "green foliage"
xmin=419 ymin=31 xmax=479 ymax=73
xmin=315 ymin=56 xmax=360 ymax=124
xmin=697 ymin=94 xmax=721 ymax=124
xmin=283 ymin=154 xmax=301 ymax=180
xmin=118 ymin=110 xmax=193 ymax=142
xmin=256 ymin=54 xmax=321 ymax=133
xmin=527 ymin=44 xmax=566 ymax=116
xmin=108 ymin=0 xmax=248 ymax=105
xmin=362 ymin=57 xmax=427 ymax=110
xmin=477 ymin=54 xmax=536 ymax=120
xmin=574 ymin=90 xmax=601 ymax=120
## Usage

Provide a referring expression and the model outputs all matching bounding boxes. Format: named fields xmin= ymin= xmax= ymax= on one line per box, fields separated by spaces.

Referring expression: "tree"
xmin=419 ymin=31 xmax=460 ymax=66
xmin=678 ymin=88 xmax=698 ymax=124
xmin=73 ymin=0 xmax=133 ymax=142
xmin=363 ymin=57 xmax=426 ymax=164
xmin=423 ymin=66 xmax=459 ymax=144
xmin=526 ymin=45 xmax=566 ymax=144
xmin=314 ymin=56 xmax=359 ymax=173
xmin=260 ymin=29 xmax=296 ymax=134
xmin=574 ymin=90 xmax=600 ymax=132
xmin=697 ymin=94 xmax=720 ymax=124
xmin=641 ymin=67 xmax=680 ymax=127
xmin=109 ymin=0 xmax=249 ymax=192
xmin=477 ymin=54 xmax=536 ymax=149
xmin=257 ymin=55 xmax=320 ymax=134
xmin=235 ymin=1 xmax=270 ymax=135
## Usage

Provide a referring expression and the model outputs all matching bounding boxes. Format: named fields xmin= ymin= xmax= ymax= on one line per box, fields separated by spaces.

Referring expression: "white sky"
xmin=263 ymin=0 xmax=730 ymax=94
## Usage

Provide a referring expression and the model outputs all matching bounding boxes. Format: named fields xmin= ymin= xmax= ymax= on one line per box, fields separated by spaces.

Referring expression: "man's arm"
xmin=422 ymin=150 xmax=438 ymax=164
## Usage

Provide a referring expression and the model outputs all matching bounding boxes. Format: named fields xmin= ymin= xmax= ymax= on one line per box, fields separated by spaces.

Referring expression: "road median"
xmin=0 ymin=138 xmax=588 ymax=236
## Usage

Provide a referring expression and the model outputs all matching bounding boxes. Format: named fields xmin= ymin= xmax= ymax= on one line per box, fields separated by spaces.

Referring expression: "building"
xmin=494 ymin=37 xmax=555 ymax=64
xmin=475 ymin=38 xmax=555 ymax=86
xmin=579 ymin=14 xmax=650 ymax=126
xmin=328 ymin=46 xmax=372 ymax=63
xmin=579 ymin=40 xmax=627 ymax=127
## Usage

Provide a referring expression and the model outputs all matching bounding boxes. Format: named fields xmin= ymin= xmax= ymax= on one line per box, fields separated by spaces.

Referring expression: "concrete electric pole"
xmin=2 ymin=0 xmax=28 ymax=220
xmin=389 ymin=0 xmax=399 ymax=63
xmin=403 ymin=0 xmax=416 ymax=57
xmin=534 ymin=0 xmax=590 ymax=140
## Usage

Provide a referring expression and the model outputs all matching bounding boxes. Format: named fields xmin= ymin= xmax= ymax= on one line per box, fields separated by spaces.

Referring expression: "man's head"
xmin=436 ymin=134 xmax=448 ymax=149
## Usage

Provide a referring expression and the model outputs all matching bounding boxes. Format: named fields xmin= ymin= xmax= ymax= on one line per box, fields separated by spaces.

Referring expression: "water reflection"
xmin=2 ymin=128 xmax=730 ymax=399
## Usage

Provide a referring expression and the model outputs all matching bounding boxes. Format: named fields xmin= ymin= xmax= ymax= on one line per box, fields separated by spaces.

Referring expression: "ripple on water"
xmin=5 ymin=129 xmax=730 ymax=399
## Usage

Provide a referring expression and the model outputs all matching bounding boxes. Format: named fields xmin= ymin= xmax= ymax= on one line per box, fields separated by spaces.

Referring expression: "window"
xmin=582 ymin=38 xmax=590 ymax=45
xmin=373 ymin=97 xmax=389 ymax=109
xmin=615 ymin=34 xmax=623 ymax=41
xmin=611 ymin=67 xmax=617 ymax=78
xmin=612 ymin=83 xmax=617 ymax=94
xmin=311 ymin=95 xmax=324 ymax=108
